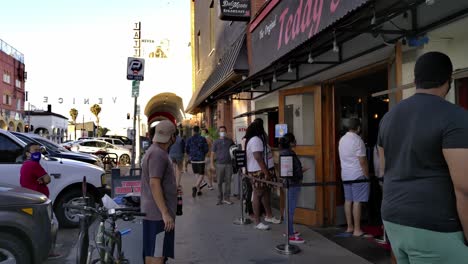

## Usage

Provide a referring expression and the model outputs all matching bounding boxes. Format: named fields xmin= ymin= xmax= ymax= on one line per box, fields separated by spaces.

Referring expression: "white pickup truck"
xmin=0 ymin=129 xmax=110 ymax=227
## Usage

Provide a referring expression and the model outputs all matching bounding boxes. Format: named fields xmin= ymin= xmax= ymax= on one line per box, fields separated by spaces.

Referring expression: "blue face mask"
xmin=30 ymin=152 xmax=41 ymax=162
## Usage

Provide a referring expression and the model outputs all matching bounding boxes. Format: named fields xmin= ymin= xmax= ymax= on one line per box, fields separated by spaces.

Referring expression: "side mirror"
xmin=40 ymin=146 xmax=49 ymax=155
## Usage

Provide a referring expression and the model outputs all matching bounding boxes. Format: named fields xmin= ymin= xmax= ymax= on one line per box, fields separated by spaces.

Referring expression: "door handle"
xmin=50 ymin=173 xmax=61 ymax=179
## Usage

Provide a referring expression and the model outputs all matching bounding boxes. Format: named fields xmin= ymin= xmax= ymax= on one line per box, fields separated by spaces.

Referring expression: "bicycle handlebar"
xmin=63 ymin=203 xmax=145 ymax=219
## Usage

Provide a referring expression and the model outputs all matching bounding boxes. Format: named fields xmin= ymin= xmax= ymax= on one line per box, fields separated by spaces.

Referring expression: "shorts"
xmin=171 ymin=158 xmax=183 ymax=171
xmin=343 ymin=176 xmax=369 ymax=202
xmin=143 ymin=219 xmax=175 ymax=259
xmin=191 ymin=162 xmax=205 ymax=175
xmin=248 ymin=168 xmax=277 ymax=189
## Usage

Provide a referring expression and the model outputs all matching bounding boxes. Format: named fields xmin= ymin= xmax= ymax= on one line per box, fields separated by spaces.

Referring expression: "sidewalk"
xmin=167 ymin=171 xmax=373 ymax=264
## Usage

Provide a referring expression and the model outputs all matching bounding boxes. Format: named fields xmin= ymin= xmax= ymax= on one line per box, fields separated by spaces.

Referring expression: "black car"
xmin=0 ymin=184 xmax=54 ymax=264
xmin=11 ymin=132 xmax=104 ymax=168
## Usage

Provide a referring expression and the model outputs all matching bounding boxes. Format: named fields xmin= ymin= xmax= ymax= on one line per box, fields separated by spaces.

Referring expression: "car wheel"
xmin=0 ymin=232 xmax=31 ymax=264
xmin=55 ymin=188 xmax=96 ymax=228
xmin=119 ymin=154 xmax=131 ymax=166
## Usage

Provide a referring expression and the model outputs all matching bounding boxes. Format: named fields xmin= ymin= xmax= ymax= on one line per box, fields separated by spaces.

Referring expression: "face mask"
xmin=219 ymin=132 xmax=226 ymax=138
xmin=31 ymin=152 xmax=41 ymax=162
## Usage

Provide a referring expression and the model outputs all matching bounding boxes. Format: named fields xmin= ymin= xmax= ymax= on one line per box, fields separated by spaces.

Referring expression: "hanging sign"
xmin=275 ymin=124 xmax=288 ymax=138
xmin=218 ymin=0 xmax=251 ymax=21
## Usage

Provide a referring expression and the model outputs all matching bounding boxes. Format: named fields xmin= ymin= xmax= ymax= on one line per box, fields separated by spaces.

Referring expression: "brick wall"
xmin=0 ymin=50 xmax=25 ymax=113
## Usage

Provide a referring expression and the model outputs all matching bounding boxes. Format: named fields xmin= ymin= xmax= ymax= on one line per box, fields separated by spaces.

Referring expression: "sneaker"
xmin=208 ymin=185 xmax=214 ymax=190
xmin=264 ymin=216 xmax=281 ymax=224
xmin=283 ymin=231 xmax=301 ymax=237
xmin=222 ymin=200 xmax=233 ymax=205
xmin=254 ymin=223 xmax=270 ymax=230
xmin=192 ymin=187 xmax=197 ymax=198
xmin=197 ymin=191 xmax=202 ymax=196
xmin=288 ymin=236 xmax=305 ymax=244
xmin=216 ymin=200 xmax=222 ymax=205
xmin=48 ymin=252 xmax=63 ymax=259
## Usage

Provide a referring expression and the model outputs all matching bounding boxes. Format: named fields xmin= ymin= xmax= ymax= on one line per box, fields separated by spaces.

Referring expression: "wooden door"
xmin=279 ymin=86 xmax=323 ymax=226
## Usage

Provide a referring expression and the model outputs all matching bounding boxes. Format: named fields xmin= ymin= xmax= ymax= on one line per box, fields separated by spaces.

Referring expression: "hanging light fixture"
xmin=242 ymin=75 xmax=247 ymax=80
xmin=371 ymin=10 xmax=376 ymax=25
xmin=260 ymin=79 xmax=264 ymax=86
xmin=250 ymin=82 xmax=254 ymax=91
xmin=307 ymin=53 xmax=314 ymax=64
xmin=425 ymin=0 xmax=435 ymax=5
xmin=288 ymin=63 xmax=293 ymax=73
xmin=333 ymin=31 xmax=340 ymax=53
xmin=273 ymin=72 xmax=277 ymax=83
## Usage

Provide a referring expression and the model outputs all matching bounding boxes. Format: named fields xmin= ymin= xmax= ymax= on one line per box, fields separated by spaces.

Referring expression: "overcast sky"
xmin=0 ymin=0 xmax=192 ymax=134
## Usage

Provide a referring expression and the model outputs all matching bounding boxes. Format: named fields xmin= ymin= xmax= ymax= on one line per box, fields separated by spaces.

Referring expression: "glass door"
xmin=279 ymin=86 xmax=323 ymax=226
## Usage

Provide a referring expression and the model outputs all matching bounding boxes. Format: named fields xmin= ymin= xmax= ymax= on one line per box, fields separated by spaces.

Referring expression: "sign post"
xmin=127 ymin=57 xmax=145 ymax=170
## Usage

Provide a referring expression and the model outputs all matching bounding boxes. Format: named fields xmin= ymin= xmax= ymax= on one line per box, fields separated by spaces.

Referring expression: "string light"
xmin=371 ymin=8 xmax=376 ymax=25
xmin=288 ymin=63 xmax=293 ymax=73
xmin=333 ymin=31 xmax=339 ymax=53
xmin=260 ymin=79 xmax=264 ymax=86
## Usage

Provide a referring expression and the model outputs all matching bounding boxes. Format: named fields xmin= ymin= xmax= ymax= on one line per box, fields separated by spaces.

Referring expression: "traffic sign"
xmin=131 ymin=80 xmax=140 ymax=97
xmin=127 ymin=57 xmax=145 ymax=81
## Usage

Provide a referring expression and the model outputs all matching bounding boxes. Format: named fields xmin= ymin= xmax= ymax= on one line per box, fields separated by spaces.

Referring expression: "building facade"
xmin=26 ymin=105 xmax=69 ymax=143
xmin=188 ymin=0 xmax=468 ymax=228
xmin=0 ymin=39 xmax=26 ymax=132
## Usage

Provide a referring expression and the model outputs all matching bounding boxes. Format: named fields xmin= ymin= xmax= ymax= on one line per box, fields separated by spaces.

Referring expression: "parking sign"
xmin=127 ymin=57 xmax=145 ymax=81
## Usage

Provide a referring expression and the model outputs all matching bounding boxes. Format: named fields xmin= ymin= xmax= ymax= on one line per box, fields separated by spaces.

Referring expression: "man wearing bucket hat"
xmin=377 ymin=52 xmax=468 ymax=263
xmin=141 ymin=120 xmax=178 ymax=264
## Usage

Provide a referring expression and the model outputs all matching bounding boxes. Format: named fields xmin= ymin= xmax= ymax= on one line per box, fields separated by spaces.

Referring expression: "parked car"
xmin=70 ymin=139 xmax=131 ymax=165
xmin=96 ymin=137 xmax=130 ymax=150
xmin=101 ymin=135 xmax=132 ymax=146
xmin=0 ymin=184 xmax=54 ymax=264
xmin=61 ymin=140 xmax=79 ymax=150
xmin=11 ymin=132 xmax=104 ymax=168
xmin=0 ymin=129 xmax=109 ymax=227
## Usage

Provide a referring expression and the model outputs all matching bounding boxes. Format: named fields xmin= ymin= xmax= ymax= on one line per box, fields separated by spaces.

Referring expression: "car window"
xmin=105 ymin=143 xmax=114 ymax=149
xmin=34 ymin=138 xmax=59 ymax=151
xmin=82 ymin=141 xmax=96 ymax=147
xmin=104 ymin=139 xmax=112 ymax=144
xmin=0 ymin=134 xmax=24 ymax=163
xmin=96 ymin=141 xmax=107 ymax=148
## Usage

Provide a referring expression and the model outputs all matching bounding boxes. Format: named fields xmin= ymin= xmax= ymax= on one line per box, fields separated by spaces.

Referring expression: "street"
xmin=45 ymin=170 xmax=375 ymax=264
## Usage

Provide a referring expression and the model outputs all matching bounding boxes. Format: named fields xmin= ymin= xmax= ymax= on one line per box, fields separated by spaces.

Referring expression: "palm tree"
xmin=90 ymin=104 xmax=102 ymax=136
xmin=69 ymin=108 xmax=78 ymax=139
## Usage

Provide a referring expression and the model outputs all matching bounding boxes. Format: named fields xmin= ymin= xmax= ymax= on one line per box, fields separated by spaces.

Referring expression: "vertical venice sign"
xmin=218 ymin=0 xmax=251 ymax=21
xmin=250 ymin=0 xmax=369 ymax=74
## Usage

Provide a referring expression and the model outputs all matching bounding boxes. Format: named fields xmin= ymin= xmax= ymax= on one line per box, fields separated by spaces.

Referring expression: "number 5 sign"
xmin=127 ymin=57 xmax=145 ymax=81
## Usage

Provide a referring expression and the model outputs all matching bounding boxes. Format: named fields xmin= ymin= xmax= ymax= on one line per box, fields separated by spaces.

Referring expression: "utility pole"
xmin=131 ymin=96 xmax=137 ymax=170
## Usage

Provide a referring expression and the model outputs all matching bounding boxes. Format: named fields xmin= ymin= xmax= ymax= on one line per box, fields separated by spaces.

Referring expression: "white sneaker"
xmin=264 ymin=216 xmax=281 ymax=224
xmin=254 ymin=223 xmax=270 ymax=230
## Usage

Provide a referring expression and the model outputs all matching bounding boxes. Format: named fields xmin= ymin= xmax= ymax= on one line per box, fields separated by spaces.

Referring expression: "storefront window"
xmin=456 ymin=78 xmax=468 ymax=110
xmin=284 ymin=93 xmax=315 ymax=145
xmin=296 ymin=156 xmax=316 ymax=210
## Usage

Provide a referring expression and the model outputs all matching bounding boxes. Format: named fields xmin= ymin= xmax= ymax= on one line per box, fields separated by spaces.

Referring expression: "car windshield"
xmin=34 ymin=137 xmax=70 ymax=152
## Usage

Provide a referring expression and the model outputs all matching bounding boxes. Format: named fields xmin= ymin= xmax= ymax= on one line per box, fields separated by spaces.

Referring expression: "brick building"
xmin=0 ymin=39 xmax=26 ymax=131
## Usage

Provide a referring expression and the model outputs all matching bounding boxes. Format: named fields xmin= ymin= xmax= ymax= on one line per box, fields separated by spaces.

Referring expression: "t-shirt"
xmin=169 ymin=136 xmax=185 ymax=161
xmin=246 ymin=136 xmax=274 ymax=172
xmin=212 ymin=137 xmax=234 ymax=164
xmin=140 ymin=144 xmax=177 ymax=221
xmin=186 ymin=134 xmax=209 ymax=162
xmin=338 ymin=132 xmax=366 ymax=181
xmin=378 ymin=93 xmax=468 ymax=232
xmin=20 ymin=160 xmax=50 ymax=197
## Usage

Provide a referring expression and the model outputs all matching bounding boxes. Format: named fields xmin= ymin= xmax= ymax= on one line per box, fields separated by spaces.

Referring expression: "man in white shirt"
xmin=338 ymin=118 xmax=369 ymax=237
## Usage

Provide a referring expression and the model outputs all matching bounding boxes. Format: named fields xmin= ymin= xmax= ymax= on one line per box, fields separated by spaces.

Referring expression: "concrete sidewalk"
xmin=166 ymin=171 xmax=372 ymax=264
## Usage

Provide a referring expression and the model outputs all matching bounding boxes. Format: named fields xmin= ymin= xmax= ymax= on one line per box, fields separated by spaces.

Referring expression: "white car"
xmin=71 ymin=139 xmax=131 ymax=165
xmin=96 ymin=137 xmax=131 ymax=150
xmin=0 ymin=129 xmax=108 ymax=227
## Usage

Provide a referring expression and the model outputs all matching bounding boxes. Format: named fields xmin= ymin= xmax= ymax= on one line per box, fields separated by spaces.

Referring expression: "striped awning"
xmin=186 ymin=34 xmax=248 ymax=113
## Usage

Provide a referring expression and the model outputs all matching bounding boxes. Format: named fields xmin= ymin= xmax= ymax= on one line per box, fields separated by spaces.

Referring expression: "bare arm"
xmin=150 ymin=178 xmax=174 ymax=231
xmin=378 ymin=146 xmax=385 ymax=177
xmin=443 ymin=149 xmax=468 ymax=240
xmin=38 ymin=174 xmax=51 ymax=184
xmin=358 ymin=156 xmax=369 ymax=178
xmin=210 ymin=151 xmax=215 ymax=169
xmin=253 ymin=151 xmax=270 ymax=179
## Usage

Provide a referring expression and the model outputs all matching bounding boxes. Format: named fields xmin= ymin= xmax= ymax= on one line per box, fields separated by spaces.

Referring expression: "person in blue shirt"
xmin=169 ymin=129 xmax=185 ymax=187
xmin=186 ymin=126 xmax=209 ymax=197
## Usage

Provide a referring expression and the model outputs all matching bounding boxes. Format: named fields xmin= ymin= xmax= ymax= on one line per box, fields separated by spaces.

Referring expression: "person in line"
xmin=169 ymin=128 xmax=185 ymax=187
xmin=141 ymin=120 xmax=177 ymax=264
xmin=211 ymin=126 xmax=235 ymax=205
xmin=202 ymin=128 xmax=214 ymax=190
xmin=338 ymin=118 xmax=370 ymax=237
xmin=186 ymin=126 xmax=209 ymax=197
xmin=20 ymin=143 xmax=61 ymax=259
xmin=378 ymin=51 xmax=468 ymax=263
xmin=279 ymin=133 xmax=307 ymax=244
xmin=245 ymin=121 xmax=281 ymax=231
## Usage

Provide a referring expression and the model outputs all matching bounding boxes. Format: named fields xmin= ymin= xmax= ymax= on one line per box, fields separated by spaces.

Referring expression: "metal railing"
xmin=0 ymin=39 xmax=24 ymax=63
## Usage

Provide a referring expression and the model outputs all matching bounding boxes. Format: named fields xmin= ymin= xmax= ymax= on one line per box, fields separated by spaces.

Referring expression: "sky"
xmin=0 ymin=0 xmax=192 ymax=134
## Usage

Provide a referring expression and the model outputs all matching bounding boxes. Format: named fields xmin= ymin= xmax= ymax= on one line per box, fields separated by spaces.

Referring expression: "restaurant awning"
xmin=186 ymin=34 xmax=248 ymax=114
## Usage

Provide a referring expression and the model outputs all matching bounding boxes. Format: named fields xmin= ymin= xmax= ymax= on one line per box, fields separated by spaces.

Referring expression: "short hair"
xmin=348 ymin=118 xmax=361 ymax=131
xmin=202 ymin=128 xmax=209 ymax=134
xmin=193 ymin=126 xmax=200 ymax=133
xmin=253 ymin=118 xmax=264 ymax=126
xmin=219 ymin=126 xmax=227 ymax=131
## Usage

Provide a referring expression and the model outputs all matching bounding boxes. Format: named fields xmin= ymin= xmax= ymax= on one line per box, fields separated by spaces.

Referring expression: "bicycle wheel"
xmin=76 ymin=219 xmax=90 ymax=264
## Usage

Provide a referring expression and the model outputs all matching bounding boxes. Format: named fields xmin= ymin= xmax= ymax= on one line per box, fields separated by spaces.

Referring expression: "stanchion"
xmin=233 ymin=171 xmax=251 ymax=225
xmin=275 ymin=178 xmax=300 ymax=255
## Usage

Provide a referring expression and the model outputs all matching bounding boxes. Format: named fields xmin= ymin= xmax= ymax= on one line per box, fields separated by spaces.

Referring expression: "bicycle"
xmin=64 ymin=178 xmax=145 ymax=264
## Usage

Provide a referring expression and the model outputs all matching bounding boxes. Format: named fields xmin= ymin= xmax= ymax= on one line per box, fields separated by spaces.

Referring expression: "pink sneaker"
xmin=289 ymin=236 xmax=305 ymax=244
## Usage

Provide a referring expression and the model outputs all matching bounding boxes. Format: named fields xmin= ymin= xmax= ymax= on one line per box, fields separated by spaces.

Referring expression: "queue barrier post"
xmin=233 ymin=149 xmax=252 ymax=225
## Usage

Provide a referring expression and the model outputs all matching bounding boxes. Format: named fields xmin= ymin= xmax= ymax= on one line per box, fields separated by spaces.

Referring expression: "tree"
xmin=98 ymin=127 xmax=109 ymax=137
xmin=90 ymin=104 xmax=102 ymax=136
xmin=69 ymin=108 xmax=78 ymax=139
